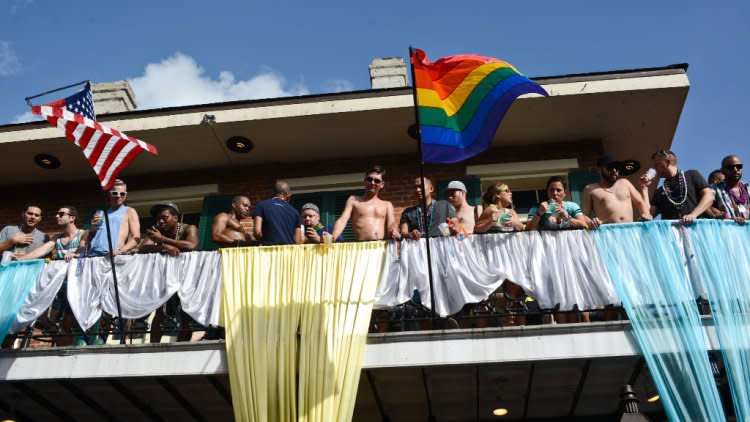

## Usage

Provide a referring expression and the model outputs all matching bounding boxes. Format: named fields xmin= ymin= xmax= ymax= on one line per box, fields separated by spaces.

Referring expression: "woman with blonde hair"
xmin=474 ymin=182 xmax=524 ymax=233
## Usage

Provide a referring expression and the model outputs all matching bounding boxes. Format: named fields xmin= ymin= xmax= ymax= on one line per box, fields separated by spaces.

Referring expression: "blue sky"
xmin=1 ymin=1 xmax=747 ymax=176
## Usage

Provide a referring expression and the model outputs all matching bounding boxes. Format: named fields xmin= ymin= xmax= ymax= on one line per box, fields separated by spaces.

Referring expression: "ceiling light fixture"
xmin=34 ymin=153 xmax=61 ymax=169
xmin=492 ymin=408 xmax=509 ymax=417
xmin=225 ymin=136 xmax=254 ymax=154
xmin=647 ymin=394 xmax=660 ymax=403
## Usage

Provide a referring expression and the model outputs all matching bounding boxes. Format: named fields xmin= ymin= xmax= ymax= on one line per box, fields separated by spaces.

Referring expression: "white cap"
xmin=446 ymin=180 xmax=467 ymax=192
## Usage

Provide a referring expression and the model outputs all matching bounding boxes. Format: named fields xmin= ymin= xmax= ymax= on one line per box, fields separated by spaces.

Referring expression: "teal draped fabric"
xmin=594 ymin=221 xmax=725 ymax=422
xmin=687 ymin=220 xmax=750 ymax=420
xmin=0 ymin=259 xmax=45 ymax=336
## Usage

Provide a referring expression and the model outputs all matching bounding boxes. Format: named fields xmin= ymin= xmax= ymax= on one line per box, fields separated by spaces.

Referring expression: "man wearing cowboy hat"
xmin=583 ymin=155 xmax=652 ymax=229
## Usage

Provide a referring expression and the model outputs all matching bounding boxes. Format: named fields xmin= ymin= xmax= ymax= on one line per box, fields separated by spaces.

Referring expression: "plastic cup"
xmin=646 ymin=168 xmax=656 ymax=179
xmin=438 ymin=222 xmax=450 ymax=237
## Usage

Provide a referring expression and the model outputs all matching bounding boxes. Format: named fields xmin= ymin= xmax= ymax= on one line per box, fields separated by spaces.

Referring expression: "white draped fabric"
xmin=374 ymin=231 xmax=619 ymax=316
xmin=11 ymin=251 xmax=222 ymax=332
xmin=9 ymin=231 xmax=619 ymax=332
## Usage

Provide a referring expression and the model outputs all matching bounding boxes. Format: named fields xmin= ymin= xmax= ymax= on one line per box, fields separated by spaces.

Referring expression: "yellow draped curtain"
xmin=221 ymin=242 xmax=386 ymax=422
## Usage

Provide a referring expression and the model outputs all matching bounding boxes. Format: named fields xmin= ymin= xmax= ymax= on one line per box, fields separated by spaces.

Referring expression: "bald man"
xmin=253 ymin=180 xmax=302 ymax=245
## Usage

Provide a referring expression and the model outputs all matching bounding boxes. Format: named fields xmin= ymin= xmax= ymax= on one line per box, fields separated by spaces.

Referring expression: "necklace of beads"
xmin=728 ymin=183 xmax=749 ymax=207
xmin=417 ymin=202 xmax=435 ymax=234
xmin=662 ymin=170 xmax=688 ymax=209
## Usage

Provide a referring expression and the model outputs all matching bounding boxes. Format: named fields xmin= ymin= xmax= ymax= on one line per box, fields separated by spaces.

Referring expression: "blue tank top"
xmin=89 ymin=206 xmax=129 ymax=255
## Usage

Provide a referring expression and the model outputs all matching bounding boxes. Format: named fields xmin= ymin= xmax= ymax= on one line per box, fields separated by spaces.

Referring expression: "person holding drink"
xmin=525 ymin=176 xmax=588 ymax=231
xmin=299 ymin=203 xmax=342 ymax=243
xmin=474 ymin=182 xmax=524 ymax=233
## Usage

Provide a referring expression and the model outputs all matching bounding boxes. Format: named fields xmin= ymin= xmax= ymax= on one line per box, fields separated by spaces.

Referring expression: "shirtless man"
xmin=211 ymin=195 xmax=254 ymax=247
xmin=331 ymin=165 xmax=401 ymax=241
xmin=88 ymin=179 xmax=141 ymax=256
xmin=140 ymin=201 xmax=199 ymax=257
xmin=445 ymin=180 xmax=482 ymax=234
xmin=583 ymin=155 xmax=652 ymax=229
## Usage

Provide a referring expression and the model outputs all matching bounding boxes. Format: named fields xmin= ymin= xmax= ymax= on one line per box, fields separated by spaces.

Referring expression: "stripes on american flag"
xmin=31 ymin=104 xmax=158 ymax=191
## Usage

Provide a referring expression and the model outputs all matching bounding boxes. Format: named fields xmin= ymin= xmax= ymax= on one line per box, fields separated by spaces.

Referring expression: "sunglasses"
xmin=365 ymin=176 xmax=383 ymax=184
xmin=110 ymin=191 xmax=127 ymax=197
xmin=56 ymin=212 xmax=69 ymax=217
xmin=724 ymin=164 xmax=743 ymax=171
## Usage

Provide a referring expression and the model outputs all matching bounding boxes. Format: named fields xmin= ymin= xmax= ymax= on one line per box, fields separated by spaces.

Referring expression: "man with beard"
xmin=710 ymin=155 xmax=749 ymax=224
xmin=583 ymin=155 xmax=652 ymax=229
xmin=0 ymin=204 xmax=50 ymax=257
xmin=211 ymin=195 xmax=254 ymax=247
xmin=331 ymin=165 xmax=401 ymax=241
xmin=400 ymin=177 xmax=456 ymax=239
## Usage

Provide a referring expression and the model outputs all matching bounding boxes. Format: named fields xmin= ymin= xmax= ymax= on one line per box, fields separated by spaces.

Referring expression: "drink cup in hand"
xmin=91 ymin=210 xmax=104 ymax=229
xmin=646 ymin=168 xmax=656 ymax=181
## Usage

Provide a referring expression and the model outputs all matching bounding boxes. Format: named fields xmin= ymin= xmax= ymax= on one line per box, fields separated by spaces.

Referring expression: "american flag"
xmin=31 ymin=82 xmax=158 ymax=191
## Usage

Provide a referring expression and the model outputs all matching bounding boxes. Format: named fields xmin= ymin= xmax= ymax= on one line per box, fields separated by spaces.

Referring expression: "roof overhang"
xmin=0 ymin=66 xmax=689 ymax=186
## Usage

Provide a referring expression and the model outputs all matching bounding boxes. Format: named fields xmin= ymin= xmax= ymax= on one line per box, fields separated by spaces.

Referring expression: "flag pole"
xmin=408 ymin=46 xmax=439 ymax=325
xmin=24 ymin=80 xmax=90 ymax=107
xmin=101 ymin=193 xmax=127 ymax=345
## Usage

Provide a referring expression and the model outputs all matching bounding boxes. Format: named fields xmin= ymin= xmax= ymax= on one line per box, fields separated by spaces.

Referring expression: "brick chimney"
xmin=369 ymin=57 xmax=408 ymax=89
xmin=92 ymin=80 xmax=136 ymax=114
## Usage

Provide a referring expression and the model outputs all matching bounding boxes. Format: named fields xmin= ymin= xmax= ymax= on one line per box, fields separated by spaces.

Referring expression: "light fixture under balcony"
xmin=492 ymin=407 xmax=509 ymax=416
xmin=34 ymin=153 xmax=61 ymax=169
xmin=225 ymin=136 xmax=254 ymax=154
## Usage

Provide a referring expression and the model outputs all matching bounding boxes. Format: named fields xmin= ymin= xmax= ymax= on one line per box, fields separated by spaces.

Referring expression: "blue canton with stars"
xmin=64 ymin=82 xmax=96 ymax=120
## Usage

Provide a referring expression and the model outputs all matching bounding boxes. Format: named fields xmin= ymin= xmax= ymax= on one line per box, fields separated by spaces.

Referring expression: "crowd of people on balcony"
xmin=0 ymin=150 xmax=746 ymax=344
xmin=1 ymin=150 xmax=747 ymax=261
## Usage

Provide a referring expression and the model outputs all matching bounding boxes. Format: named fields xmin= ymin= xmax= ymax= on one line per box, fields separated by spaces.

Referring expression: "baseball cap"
xmin=446 ymin=181 xmax=467 ymax=192
xmin=300 ymin=203 xmax=320 ymax=214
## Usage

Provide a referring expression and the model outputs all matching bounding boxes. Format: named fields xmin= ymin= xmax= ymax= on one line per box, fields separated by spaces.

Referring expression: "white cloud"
xmin=12 ymin=110 xmax=40 ymax=124
xmin=324 ymin=78 xmax=354 ymax=93
xmin=0 ymin=41 xmax=21 ymax=76
xmin=128 ymin=52 xmax=309 ymax=110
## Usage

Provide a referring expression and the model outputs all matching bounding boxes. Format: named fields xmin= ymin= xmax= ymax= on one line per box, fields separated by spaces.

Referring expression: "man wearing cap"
xmin=300 ymin=203 xmax=344 ymax=243
xmin=583 ymin=155 xmax=652 ymax=228
xmin=139 ymin=201 xmax=198 ymax=257
xmin=400 ymin=177 xmax=457 ymax=239
xmin=445 ymin=181 xmax=482 ymax=234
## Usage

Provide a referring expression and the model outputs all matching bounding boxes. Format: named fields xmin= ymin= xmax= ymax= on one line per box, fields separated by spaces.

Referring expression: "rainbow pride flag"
xmin=411 ymin=48 xmax=548 ymax=163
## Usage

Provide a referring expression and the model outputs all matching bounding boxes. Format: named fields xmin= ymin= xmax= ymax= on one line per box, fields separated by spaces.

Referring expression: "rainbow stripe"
xmin=411 ymin=48 xmax=548 ymax=163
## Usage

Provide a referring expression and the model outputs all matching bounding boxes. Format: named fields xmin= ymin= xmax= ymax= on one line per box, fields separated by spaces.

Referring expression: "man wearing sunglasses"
xmin=710 ymin=155 xmax=748 ymax=224
xmin=331 ymin=165 xmax=400 ymax=241
xmin=583 ymin=155 xmax=652 ymax=229
xmin=0 ymin=203 xmax=50 ymax=258
xmin=88 ymin=179 xmax=141 ymax=256
xmin=13 ymin=206 xmax=87 ymax=261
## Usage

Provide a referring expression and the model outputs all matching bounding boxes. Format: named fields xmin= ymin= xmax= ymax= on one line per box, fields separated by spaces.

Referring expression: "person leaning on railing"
xmin=639 ymin=149 xmax=714 ymax=225
xmin=474 ymin=181 xmax=524 ymax=234
xmin=138 ymin=201 xmax=200 ymax=343
xmin=525 ymin=176 xmax=588 ymax=231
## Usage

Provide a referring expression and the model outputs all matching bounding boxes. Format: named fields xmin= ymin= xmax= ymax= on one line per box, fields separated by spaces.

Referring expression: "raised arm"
xmin=331 ymin=196 xmax=355 ymax=240
xmin=639 ymin=174 xmax=657 ymax=217
xmin=474 ymin=206 xmax=498 ymax=234
xmin=626 ymin=179 xmax=652 ymax=220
